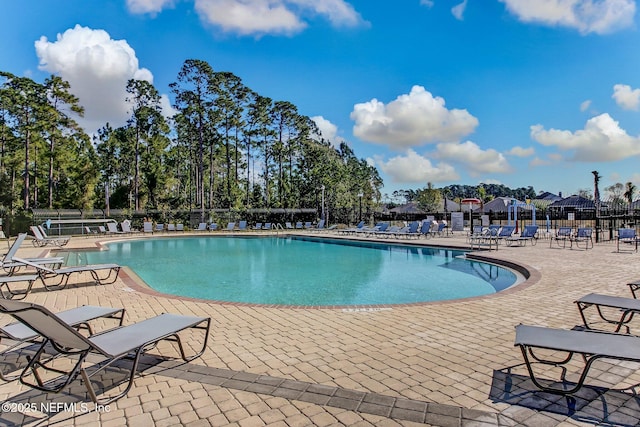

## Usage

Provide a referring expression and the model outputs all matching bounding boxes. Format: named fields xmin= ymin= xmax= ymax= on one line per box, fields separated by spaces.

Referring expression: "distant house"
xmin=535 ymin=192 xmax=563 ymax=203
xmin=388 ymin=202 xmax=425 ymax=215
xmin=547 ymin=195 xmax=597 ymax=211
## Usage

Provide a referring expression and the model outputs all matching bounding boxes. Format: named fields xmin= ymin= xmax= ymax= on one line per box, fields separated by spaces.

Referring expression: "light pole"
xmin=321 ymin=185 xmax=325 ymax=221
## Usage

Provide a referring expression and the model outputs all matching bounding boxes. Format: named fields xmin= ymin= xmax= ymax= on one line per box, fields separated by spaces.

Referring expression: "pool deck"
xmin=2 ymin=230 xmax=640 ymax=426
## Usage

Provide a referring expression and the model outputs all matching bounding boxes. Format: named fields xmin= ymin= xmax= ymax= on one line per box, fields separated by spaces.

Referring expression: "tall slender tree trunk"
xmin=134 ymin=127 xmax=140 ymax=211
xmin=48 ymin=136 xmax=55 ymax=208
xmin=24 ymin=129 xmax=30 ymax=210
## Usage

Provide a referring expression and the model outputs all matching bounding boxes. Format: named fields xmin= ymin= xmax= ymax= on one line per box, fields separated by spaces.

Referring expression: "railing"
xmin=39 ymin=219 xmax=117 ymax=236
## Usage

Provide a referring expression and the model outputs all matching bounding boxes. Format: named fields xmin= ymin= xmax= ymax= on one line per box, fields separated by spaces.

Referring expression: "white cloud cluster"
xmin=350 ymin=85 xmax=479 ymax=149
xmin=192 ymin=0 xmax=365 ymax=36
xmin=433 ymin=141 xmax=514 ymax=175
xmin=311 ymin=115 xmax=345 ymax=147
xmin=451 ymin=0 xmax=468 ymax=20
xmin=613 ymin=84 xmax=640 ymax=110
xmin=35 ymin=25 xmax=175 ymax=135
xmin=530 ymin=113 xmax=640 ymax=161
xmin=499 ymin=0 xmax=636 ymax=34
xmin=377 ymin=150 xmax=459 ymax=183
xmin=506 ymin=146 xmax=535 ymax=157
xmin=126 ymin=0 xmax=176 ymax=14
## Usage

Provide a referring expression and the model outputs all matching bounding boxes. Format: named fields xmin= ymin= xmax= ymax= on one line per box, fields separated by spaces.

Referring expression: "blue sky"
xmin=2 ymin=0 xmax=640 ymax=201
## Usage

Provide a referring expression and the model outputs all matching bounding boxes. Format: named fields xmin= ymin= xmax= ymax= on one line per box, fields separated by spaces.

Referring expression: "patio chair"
xmin=121 ymin=220 xmax=135 ymax=234
xmin=338 ymin=221 xmax=364 ymax=235
xmin=1 ymin=233 xmax=63 ymax=275
xmin=467 ymin=225 xmax=485 ymax=243
xmin=176 ymin=223 xmax=184 ymax=232
xmin=166 ymin=223 xmax=176 ymax=232
xmin=238 ymin=220 xmax=248 ymax=231
xmin=0 ymin=299 xmax=210 ymax=404
xmin=495 ymin=225 xmax=516 ymax=244
xmin=295 ymin=221 xmax=304 ymax=229
xmin=263 ymin=222 xmax=272 ymax=230
xmin=30 ymin=226 xmax=70 ymax=247
xmin=304 ymin=221 xmax=312 ymax=229
xmin=84 ymin=226 xmax=96 ymax=236
xmin=106 ymin=222 xmax=124 ymax=235
xmin=309 ymin=220 xmax=325 ymax=232
xmin=285 ymin=222 xmax=294 ymax=229
xmin=143 ymin=222 xmax=153 ymax=233
xmin=549 ymin=226 xmax=572 ymax=249
xmin=571 ymin=227 xmax=593 ymax=250
xmin=617 ymin=228 xmax=638 ymax=252
xmin=0 ymin=305 xmax=125 ymax=381
xmin=375 ymin=225 xmax=401 ymax=238
xmin=98 ymin=226 xmax=107 ymax=234
xmin=575 ymin=292 xmax=640 ymax=334
xmin=425 ymin=222 xmax=446 ymax=239
xmin=209 ymin=223 xmax=218 ymax=231
xmin=155 ymin=223 xmax=165 ymax=233
xmin=514 ymin=324 xmax=640 ymax=395
xmin=194 ymin=222 xmax=207 ymax=232
xmin=469 ymin=225 xmax=499 ymax=250
xmin=226 ymin=222 xmax=236 ymax=231
xmin=39 ymin=226 xmax=71 ymax=245
xmin=394 ymin=221 xmax=420 ymax=239
xmin=253 ymin=222 xmax=263 ymax=230
xmin=505 ymin=225 xmax=538 ymax=247
xmin=0 ymin=274 xmax=40 ymax=300
xmin=13 ymin=257 xmax=120 ymax=292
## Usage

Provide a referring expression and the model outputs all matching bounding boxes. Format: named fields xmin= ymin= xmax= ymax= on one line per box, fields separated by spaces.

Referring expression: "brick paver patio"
xmin=1 ymin=230 xmax=640 ymax=426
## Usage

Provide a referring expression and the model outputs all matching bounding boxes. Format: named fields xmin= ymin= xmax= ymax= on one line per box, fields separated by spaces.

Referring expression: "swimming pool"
xmin=65 ymin=236 xmax=519 ymax=306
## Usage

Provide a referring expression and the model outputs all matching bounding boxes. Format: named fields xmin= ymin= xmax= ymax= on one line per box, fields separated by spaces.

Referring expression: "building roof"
xmin=535 ymin=191 xmax=563 ymax=202
xmin=547 ymin=195 xmax=596 ymax=209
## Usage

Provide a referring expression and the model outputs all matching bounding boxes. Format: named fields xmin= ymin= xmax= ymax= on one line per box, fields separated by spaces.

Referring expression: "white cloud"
xmin=529 ymin=155 xmax=556 ymax=167
xmin=350 ymin=85 xmax=478 ymax=149
xmin=613 ymin=84 xmax=640 ymax=111
xmin=499 ymin=0 xmax=635 ymax=34
xmin=126 ymin=0 xmax=176 ymax=14
xmin=193 ymin=0 xmax=365 ymax=36
xmin=377 ymin=150 xmax=459 ymax=183
xmin=433 ymin=141 xmax=513 ymax=175
xmin=451 ymin=0 xmax=468 ymax=20
xmin=506 ymin=146 xmax=535 ymax=157
xmin=311 ymin=115 xmax=344 ymax=147
xmin=580 ymin=99 xmax=592 ymax=112
xmin=530 ymin=113 xmax=640 ymax=161
xmin=420 ymin=0 xmax=435 ymax=8
xmin=35 ymin=25 xmax=164 ymax=135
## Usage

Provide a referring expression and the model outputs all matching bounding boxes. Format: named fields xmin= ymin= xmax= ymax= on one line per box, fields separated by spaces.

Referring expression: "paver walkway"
xmin=1 ymin=231 xmax=640 ymax=426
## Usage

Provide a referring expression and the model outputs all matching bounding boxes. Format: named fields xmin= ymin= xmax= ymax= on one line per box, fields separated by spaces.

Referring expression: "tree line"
xmin=0 ymin=59 xmax=382 ymax=222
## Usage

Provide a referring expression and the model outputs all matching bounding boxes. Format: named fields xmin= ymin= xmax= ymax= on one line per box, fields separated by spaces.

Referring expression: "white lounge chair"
xmin=143 ymin=222 xmax=153 ymax=233
xmin=0 ymin=305 xmax=125 ymax=381
xmin=0 ymin=299 xmax=210 ymax=404
xmin=106 ymin=222 xmax=124 ymax=235
xmin=30 ymin=226 xmax=70 ymax=247
xmin=13 ymin=257 xmax=120 ymax=292
xmin=1 ymin=233 xmax=63 ymax=275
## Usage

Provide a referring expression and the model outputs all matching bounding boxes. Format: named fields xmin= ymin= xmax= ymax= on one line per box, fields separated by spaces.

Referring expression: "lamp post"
xmin=321 ymin=185 xmax=325 ymax=221
xmin=358 ymin=193 xmax=363 ymax=222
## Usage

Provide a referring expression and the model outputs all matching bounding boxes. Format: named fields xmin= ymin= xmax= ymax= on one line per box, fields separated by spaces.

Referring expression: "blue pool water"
xmin=65 ymin=236 xmax=518 ymax=306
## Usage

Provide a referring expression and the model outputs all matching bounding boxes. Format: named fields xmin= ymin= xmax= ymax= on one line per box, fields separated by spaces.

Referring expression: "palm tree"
xmin=592 ymin=171 xmax=601 ymax=215
xmin=624 ymin=182 xmax=636 ymax=205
